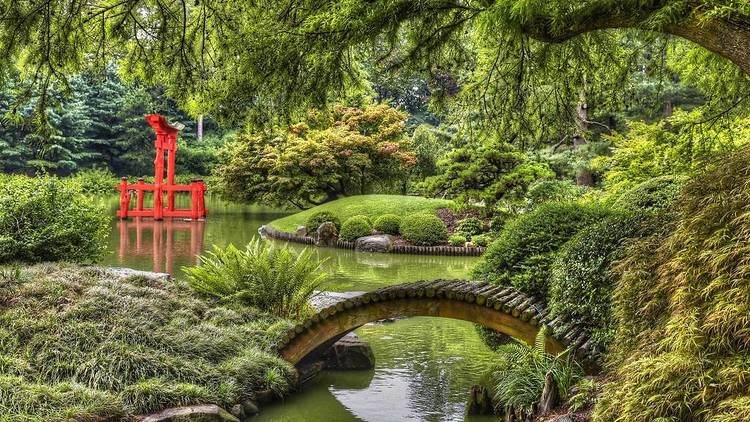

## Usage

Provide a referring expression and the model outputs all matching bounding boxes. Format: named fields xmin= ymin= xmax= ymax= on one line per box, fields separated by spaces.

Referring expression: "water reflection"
xmin=116 ymin=219 xmax=206 ymax=273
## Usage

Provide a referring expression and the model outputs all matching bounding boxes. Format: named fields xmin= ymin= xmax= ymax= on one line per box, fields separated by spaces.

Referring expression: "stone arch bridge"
xmin=276 ymin=280 xmax=602 ymax=369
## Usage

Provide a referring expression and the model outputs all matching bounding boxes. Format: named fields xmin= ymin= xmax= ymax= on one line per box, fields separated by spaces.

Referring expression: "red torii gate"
xmin=117 ymin=114 xmax=207 ymax=220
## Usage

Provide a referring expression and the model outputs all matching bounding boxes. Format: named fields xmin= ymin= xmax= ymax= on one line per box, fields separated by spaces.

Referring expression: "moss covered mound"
xmin=0 ymin=264 xmax=295 ymax=421
xmin=268 ymin=195 xmax=452 ymax=232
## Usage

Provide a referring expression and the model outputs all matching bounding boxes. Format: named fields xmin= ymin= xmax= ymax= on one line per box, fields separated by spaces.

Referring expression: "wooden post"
xmin=166 ymin=132 xmax=177 ymax=212
xmin=117 ymin=177 xmax=130 ymax=219
xmin=136 ymin=178 xmax=145 ymax=211
xmin=153 ymin=132 xmax=165 ymax=221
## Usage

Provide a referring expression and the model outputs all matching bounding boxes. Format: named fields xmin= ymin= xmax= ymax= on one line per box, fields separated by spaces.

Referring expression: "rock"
xmin=539 ymin=371 xmax=559 ymax=415
xmin=229 ymin=404 xmax=244 ymax=419
xmin=354 ymin=234 xmax=394 ymax=253
xmin=316 ymin=222 xmax=339 ymax=247
xmin=323 ymin=332 xmax=375 ymax=370
xmin=549 ymin=415 xmax=574 ymax=422
xmin=241 ymin=400 xmax=259 ymax=416
xmin=136 ymin=404 xmax=239 ymax=422
xmin=106 ymin=267 xmax=171 ymax=282
xmin=309 ymin=291 xmax=366 ymax=311
xmin=295 ymin=225 xmax=307 ymax=237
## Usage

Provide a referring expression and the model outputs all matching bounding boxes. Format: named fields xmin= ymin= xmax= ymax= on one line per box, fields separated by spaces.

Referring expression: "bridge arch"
xmin=276 ymin=280 xmax=601 ymax=368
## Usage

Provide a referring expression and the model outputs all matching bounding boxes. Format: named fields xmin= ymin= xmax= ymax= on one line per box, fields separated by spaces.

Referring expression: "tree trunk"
xmin=574 ymin=84 xmax=595 ymax=187
xmin=538 ymin=371 xmax=559 ymax=415
xmin=197 ymin=114 xmax=204 ymax=142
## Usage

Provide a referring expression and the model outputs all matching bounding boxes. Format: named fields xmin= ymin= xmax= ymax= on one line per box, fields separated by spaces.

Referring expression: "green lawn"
xmin=269 ymin=195 xmax=453 ymax=232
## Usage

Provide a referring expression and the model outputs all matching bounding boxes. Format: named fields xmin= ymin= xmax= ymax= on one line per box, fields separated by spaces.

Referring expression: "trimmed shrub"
xmin=548 ymin=212 xmax=643 ymax=351
xmin=525 ymin=179 xmax=587 ymax=208
xmin=473 ymin=202 xmax=610 ymax=298
xmin=305 ymin=211 xmax=341 ymax=231
xmin=612 ymin=175 xmax=688 ymax=213
xmin=339 ymin=215 xmax=373 ymax=241
xmin=448 ymin=234 xmax=466 ymax=247
xmin=400 ymin=214 xmax=449 ymax=246
xmin=373 ymin=214 xmax=401 ymax=235
xmin=0 ymin=175 xmax=109 ymax=264
xmin=456 ymin=217 xmax=483 ymax=237
xmin=471 ymin=234 xmax=492 ymax=248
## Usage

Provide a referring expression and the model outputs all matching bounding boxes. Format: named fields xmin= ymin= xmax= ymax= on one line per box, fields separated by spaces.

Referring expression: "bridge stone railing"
xmin=276 ymin=280 xmax=603 ymax=368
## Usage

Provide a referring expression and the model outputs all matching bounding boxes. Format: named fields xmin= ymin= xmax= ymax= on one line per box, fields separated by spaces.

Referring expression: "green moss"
xmin=339 ymin=215 xmax=373 ymax=241
xmin=269 ymin=195 xmax=452 ymax=232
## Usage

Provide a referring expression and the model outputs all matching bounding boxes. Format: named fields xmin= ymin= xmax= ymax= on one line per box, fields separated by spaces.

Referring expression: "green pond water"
xmin=101 ymin=196 xmax=497 ymax=422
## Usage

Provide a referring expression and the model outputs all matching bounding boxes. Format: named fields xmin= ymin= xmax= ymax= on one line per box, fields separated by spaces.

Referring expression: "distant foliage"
xmin=216 ymin=104 xmax=416 ymax=208
xmin=184 ymin=240 xmax=328 ymax=319
xmin=420 ymin=136 xmax=554 ymax=210
xmin=400 ymin=214 xmax=449 ymax=246
xmin=373 ymin=214 xmax=401 ymax=235
xmin=612 ymin=175 xmax=687 ymax=213
xmin=305 ymin=211 xmax=342 ymax=232
xmin=473 ymin=202 xmax=610 ymax=298
xmin=595 ymin=148 xmax=750 ymax=422
xmin=525 ymin=179 xmax=588 ymax=209
xmin=408 ymin=124 xmax=452 ymax=178
xmin=490 ymin=328 xmax=581 ymax=419
xmin=593 ymin=111 xmax=750 ymax=194
xmin=339 ymin=215 xmax=373 ymax=241
xmin=0 ymin=175 xmax=109 ymax=263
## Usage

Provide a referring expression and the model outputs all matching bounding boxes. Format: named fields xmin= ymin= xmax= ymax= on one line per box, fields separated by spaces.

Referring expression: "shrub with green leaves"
xmin=548 ymin=212 xmax=642 ymax=351
xmin=0 ymin=175 xmax=109 ymax=264
xmin=339 ymin=215 xmax=373 ymax=241
xmin=456 ymin=217 xmax=483 ymax=237
xmin=184 ymin=239 xmax=328 ymax=319
xmin=0 ymin=264 xmax=296 ymax=420
xmin=473 ymin=202 xmax=610 ymax=298
xmin=305 ymin=211 xmax=341 ymax=231
xmin=612 ymin=174 xmax=688 ymax=213
xmin=373 ymin=214 xmax=401 ymax=235
xmin=490 ymin=327 xmax=581 ymax=419
xmin=71 ymin=168 xmax=118 ymax=196
xmin=448 ymin=234 xmax=466 ymax=247
xmin=470 ymin=234 xmax=492 ymax=248
xmin=400 ymin=214 xmax=449 ymax=246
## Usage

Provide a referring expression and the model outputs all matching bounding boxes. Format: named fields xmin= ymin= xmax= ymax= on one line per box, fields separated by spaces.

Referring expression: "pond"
xmin=100 ymin=196 xmax=498 ymax=422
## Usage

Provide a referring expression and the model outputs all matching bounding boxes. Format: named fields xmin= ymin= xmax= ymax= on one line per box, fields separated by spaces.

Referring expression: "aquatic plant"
xmin=185 ymin=239 xmax=328 ymax=319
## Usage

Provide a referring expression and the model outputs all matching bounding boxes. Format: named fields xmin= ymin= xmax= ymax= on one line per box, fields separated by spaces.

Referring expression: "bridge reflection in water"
xmin=116 ymin=219 xmax=206 ymax=273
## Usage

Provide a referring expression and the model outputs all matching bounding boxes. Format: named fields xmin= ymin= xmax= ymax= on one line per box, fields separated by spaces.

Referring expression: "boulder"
xmin=354 ymin=234 xmax=394 ymax=253
xmin=241 ymin=400 xmax=259 ymax=416
xmin=323 ymin=332 xmax=375 ymax=370
xmin=295 ymin=225 xmax=307 ymax=237
xmin=229 ymin=404 xmax=244 ymax=420
xmin=136 ymin=404 xmax=239 ymax=422
xmin=549 ymin=416 xmax=574 ymax=422
xmin=316 ymin=222 xmax=339 ymax=247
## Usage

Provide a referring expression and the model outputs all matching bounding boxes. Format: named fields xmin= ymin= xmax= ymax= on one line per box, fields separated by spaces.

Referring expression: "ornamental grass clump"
xmin=400 ymin=214 xmax=449 ymax=246
xmin=373 ymin=214 xmax=401 ymax=235
xmin=490 ymin=327 xmax=581 ymax=419
xmin=0 ymin=264 xmax=296 ymax=420
xmin=0 ymin=175 xmax=109 ymax=264
xmin=339 ymin=215 xmax=373 ymax=241
xmin=184 ymin=239 xmax=328 ymax=319
xmin=594 ymin=148 xmax=750 ymax=422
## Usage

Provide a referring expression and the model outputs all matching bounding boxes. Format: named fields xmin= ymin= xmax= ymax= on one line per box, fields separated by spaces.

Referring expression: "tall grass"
xmin=184 ymin=240 xmax=328 ymax=319
xmin=490 ymin=327 xmax=581 ymax=418
xmin=0 ymin=264 xmax=296 ymax=420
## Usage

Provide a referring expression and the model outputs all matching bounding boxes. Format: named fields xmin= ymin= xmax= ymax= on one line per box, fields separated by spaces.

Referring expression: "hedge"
xmin=400 ymin=214 xmax=449 ymax=246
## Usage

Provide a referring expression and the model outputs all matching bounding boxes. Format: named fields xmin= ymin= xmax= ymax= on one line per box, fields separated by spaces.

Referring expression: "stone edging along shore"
xmin=258 ymin=225 xmax=486 ymax=257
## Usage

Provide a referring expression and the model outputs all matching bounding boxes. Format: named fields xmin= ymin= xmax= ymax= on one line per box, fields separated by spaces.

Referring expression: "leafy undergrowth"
xmin=0 ymin=263 xmax=295 ymax=421
xmin=595 ymin=148 xmax=750 ymax=421
xmin=268 ymin=194 xmax=452 ymax=232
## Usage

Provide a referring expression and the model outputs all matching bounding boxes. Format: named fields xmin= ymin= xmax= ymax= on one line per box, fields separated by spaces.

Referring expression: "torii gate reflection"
xmin=117 ymin=218 xmax=206 ymax=274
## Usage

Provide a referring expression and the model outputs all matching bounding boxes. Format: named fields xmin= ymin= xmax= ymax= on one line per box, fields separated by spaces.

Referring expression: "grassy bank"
xmin=0 ymin=263 xmax=296 ymax=421
xmin=268 ymin=195 xmax=453 ymax=232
